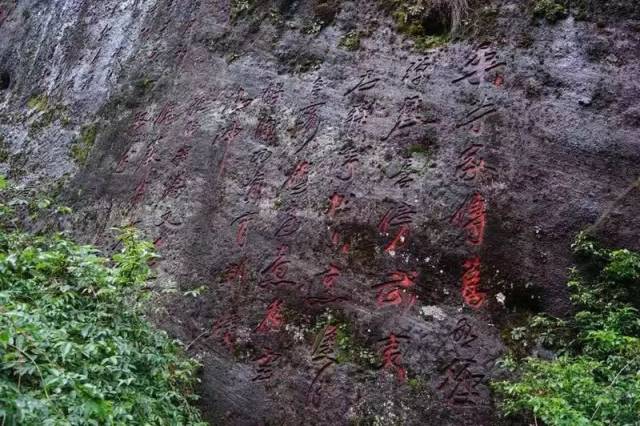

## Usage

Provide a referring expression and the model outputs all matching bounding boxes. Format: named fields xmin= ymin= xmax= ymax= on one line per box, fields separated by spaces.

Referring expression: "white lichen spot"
xmin=496 ymin=292 xmax=506 ymax=305
xmin=420 ymin=305 xmax=446 ymax=320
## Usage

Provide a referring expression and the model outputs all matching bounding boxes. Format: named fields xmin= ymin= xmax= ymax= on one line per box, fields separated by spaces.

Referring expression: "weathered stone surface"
xmin=0 ymin=0 xmax=639 ymax=424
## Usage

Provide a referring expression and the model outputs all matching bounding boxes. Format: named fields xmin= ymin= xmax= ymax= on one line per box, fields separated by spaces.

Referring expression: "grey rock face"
xmin=1 ymin=0 xmax=639 ymax=424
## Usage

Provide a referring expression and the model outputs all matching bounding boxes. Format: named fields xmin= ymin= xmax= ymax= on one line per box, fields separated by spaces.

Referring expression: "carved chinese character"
xmin=154 ymin=102 xmax=178 ymax=126
xmin=373 ymin=271 xmax=418 ymax=308
xmin=344 ymin=70 xmax=381 ymax=96
xmin=258 ymin=245 xmax=299 ymax=289
xmin=255 ymin=113 xmax=278 ymax=145
xmin=456 ymin=144 xmax=496 ymax=182
xmin=214 ymin=120 xmax=243 ymax=178
xmin=252 ymin=347 xmax=282 ymax=381
xmin=345 ymin=100 xmax=374 ymax=129
xmin=231 ymin=212 xmax=257 ymax=247
xmin=211 ymin=314 xmax=239 ymax=351
xmin=326 ymin=193 xmax=346 ymax=219
xmin=456 ymin=96 xmax=497 ymax=130
xmin=378 ymin=202 xmax=416 ymax=254
xmin=378 ymin=202 xmax=416 ymax=233
xmin=256 ymin=300 xmax=285 ymax=333
xmin=295 ymin=103 xmax=324 ymax=153
xmin=382 ymin=95 xmax=422 ymax=141
xmin=452 ymin=42 xmax=506 ymax=86
xmin=274 ymin=214 xmax=301 ymax=238
xmin=221 ymin=87 xmax=253 ymax=115
xmin=402 ymin=56 xmax=431 ymax=86
xmin=451 ymin=193 xmax=486 ymax=246
xmin=282 ymin=160 xmax=311 ymax=195
xmin=321 ymin=264 xmax=341 ymax=289
xmin=336 ymin=146 xmax=360 ymax=181
xmin=262 ymin=82 xmax=284 ymax=106
xmin=388 ymin=160 xmax=416 ymax=188
xmin=223 ymin=258 xmax=248 ymax=285
xmin=461 ymin=256 xmax=486 ymax=308
xmin=437 ymin=358 xmax=485 ymax=405
xmin=379 ymin=334 xmax=409 ymax=381
xmin=450 ymin=318 xmax=478 ymax=348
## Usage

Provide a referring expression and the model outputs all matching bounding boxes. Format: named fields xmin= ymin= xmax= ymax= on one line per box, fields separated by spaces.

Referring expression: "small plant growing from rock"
xmin=532 ymin=0 xmax=567 ymax=23
xmin=339 ymin=30 xmax=361 ymax=51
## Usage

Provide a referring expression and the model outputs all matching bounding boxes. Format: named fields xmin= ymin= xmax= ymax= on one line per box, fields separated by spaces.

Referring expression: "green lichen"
xmin=383 ymin=0 xmax=456 ymax=51
xmin=414 ymin=34 xmax=449 ymax=50
xmin=407 ymin=376 xmax=427 ymax=393
xmin=532 ymin=0 xmax=567 ymax=23
xmin=339 ymin=31 xmax=361 ymax=51
xmin=230 ymin=0 xmax=255 ymax=21
xmin=407 ymin=143 xmax=430 ymax=156
xmin=70 ymin=123 xmax=98 ymax=165
xmin=27 ymin=94 xmax=70 ymax=134
xmin=27 ymin=94 xmax=49 ymax=112
xmin=0 ymin=135 xmax=8 ymax=163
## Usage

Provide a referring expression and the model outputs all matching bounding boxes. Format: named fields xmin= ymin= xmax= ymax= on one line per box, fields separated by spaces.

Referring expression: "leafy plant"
xmin=0 ymin=179 xmax=206 ymax=425
xmin=339 ymin=31 xmax=361 ymax=51
xmin=493 ymin=232 xmax=640 ymax=425
xmin=532 ymin=0 xmax=567 ymax=23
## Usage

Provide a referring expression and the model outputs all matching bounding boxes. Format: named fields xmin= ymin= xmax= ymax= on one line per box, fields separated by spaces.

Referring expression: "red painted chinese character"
xmin=384 ymin=225 xmax=410 ymax=254
xmin=326 ymin=193 xmax=345 ymax=219
xmin=256 ymin=300 xmax=285 ymax=333
xmin=212 ymin=314 xmax=239 ymax=351
xmin=456 ymin=144 xmax=496 ymax=182
xmin=380 ymin=334 xmax=408 ymax=382
xmin=252 ymin=347 xmax=282 ymax=381
xmin=321 ymin=264 xmax=341 ymax=289
xmin=223 ymin=258 xmax=247 ymax=285
xmin=461 ymin=257 xmax=486 ymax=308
xmin=283 ymin=161 xmax=311 ymax=195
xmin=258 ymin=246 xmax=299 ymax=288
xmin=451 ymin=193 xmax=486 ymax=246
xmin=378 ymin=202 xmax=416 ymax=233
xmin=231 ymin=212 xmax=256 ymax=248
xmin=373 ymin=271 xmax=418 ymax=308
xmin=330 ymin=230 xmax=350 ymax=254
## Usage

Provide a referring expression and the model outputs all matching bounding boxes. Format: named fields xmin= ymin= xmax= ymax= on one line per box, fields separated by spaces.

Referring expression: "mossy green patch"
xmin=0 ymin=136 xmax=8 ymax=163
xmin=27 ymin=94 xmax=49 ymax=112
xmin=339 ymin=31 xmax=361 ymax=51
xmin=407 ymin=143 xmax=430 ymax=156
xmin=383 ymin=0 xmax=454 ymax=51
xmin=532 ymin=0 xmax=567 ymax=23
xmin=70 ymin=123 xmax=98 ymax=165
xmin=230 ymin=0 xmax=255 ymax=21
xmin=27 ymin=94 xmax=70 ymax=134
xmin=310 ymin=311 xmax=379 ymax=369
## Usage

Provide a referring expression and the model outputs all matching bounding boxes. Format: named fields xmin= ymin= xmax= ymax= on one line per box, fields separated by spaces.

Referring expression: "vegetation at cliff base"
xmin=494 ymin=233 xmax=640 ymax=425
xmin=0 ymin=178 xmax=205 ymax=425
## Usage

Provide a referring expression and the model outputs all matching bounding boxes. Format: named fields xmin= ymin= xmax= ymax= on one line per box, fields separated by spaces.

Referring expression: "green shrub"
xmin=0 ymin=179 xmax=205 ymax=425
xmin=532 ymin=0 xmax=567 ymax=23
xmin=339 ymin=31 xmax=361 ymax=51
xmin=493 ymin=232 xmax=640 ymax=425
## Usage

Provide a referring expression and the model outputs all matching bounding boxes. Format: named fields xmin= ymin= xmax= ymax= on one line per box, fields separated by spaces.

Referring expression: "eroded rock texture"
xmin=0 ymin=0 xmax=639 ymax=424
